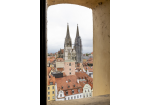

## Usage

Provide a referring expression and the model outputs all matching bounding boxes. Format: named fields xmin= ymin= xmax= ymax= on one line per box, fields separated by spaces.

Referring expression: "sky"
xmin=47 ymin=4 xmax=93 ymax=54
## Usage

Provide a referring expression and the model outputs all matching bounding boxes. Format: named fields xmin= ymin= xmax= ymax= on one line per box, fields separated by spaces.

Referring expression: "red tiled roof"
xmin=75 ymin=72 xmax=90 ymax=79
xmin=56 ymin=58 xmax=64 ymax=62
xmin=57 ymin=68 xmax=64 ymax=72
xmin=50 ymin=56 xmax=55 ymax=60
xmin=63 ymin=72 xmax=66 ymax=77
xmin=47 ymin=75 xmax=55 ymax=85
xmin=87 ymin=61 xmax=93 ymax=64
xmin=55 ymin=75 xmax=82 ymax=95
xmin=86 ymin=66 xmax=93 ymax=72
xmin=47 ymin=67 xmax=52 ymax=76
xmin=91 ymin=52 xmax=93 ymax=54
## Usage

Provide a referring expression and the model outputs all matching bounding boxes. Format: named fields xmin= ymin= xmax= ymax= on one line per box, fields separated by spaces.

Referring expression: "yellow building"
xmin=47 ymin=75 xmax=55 ymax=101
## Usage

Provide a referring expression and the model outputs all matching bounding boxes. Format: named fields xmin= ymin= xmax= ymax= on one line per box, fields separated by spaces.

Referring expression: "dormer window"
xmin=78 ymin=89 xmax=80 ymax=93
xmin=66 ymin=91 xmax=68 ymax=95
xmin=61 ymin=86 xmax=63 ymax=89
xmin=72 ymin=90 xmax=74 ymax=94
xmin=50 ymin=82 xmax=53 ymax=85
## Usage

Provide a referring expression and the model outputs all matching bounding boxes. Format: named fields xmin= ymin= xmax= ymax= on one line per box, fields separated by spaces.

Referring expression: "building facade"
xmin=56 ymin=58 xmax=64 ymax=71
xmin=47 ymin=75 xmax=56 ymax=101
xmin=64 ymin=60 xmax=75 ymax=76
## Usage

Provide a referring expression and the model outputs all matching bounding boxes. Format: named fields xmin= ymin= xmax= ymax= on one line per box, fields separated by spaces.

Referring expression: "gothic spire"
xmin=66 ymin=23 xmax=70 ymax=38
xmin=64 ymin=23 xmax=72 ymax=47
xmin=76 ymin=24 xmax=80 ymax=37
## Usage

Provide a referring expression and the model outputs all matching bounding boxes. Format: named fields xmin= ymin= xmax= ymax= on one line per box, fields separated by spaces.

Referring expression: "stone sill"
xmin=47 ymin=94 xmax=110 ymax=105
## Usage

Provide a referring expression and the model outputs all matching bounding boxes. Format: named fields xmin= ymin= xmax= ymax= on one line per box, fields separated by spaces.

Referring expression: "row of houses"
xmin=47 ymin=71 xmax=93 ymax=101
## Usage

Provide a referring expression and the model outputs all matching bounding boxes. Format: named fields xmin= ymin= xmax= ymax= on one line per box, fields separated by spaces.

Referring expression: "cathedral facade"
xmin=63 ymin=24 xmax=82 ymax=63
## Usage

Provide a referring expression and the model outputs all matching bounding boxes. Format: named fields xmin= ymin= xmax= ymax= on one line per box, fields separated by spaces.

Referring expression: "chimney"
xmin=77 ymin=79 xmax=79 ymax=83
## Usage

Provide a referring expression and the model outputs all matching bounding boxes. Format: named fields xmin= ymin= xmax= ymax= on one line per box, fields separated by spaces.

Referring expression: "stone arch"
xmin=47 ymin=0 xmax=110 ymax=97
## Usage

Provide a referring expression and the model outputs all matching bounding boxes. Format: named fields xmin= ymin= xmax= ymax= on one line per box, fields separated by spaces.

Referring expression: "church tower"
xmin=64 ymin=23 xmax=73 ymax=60
xmin=74 ymin=24 xmax=82 ymax=63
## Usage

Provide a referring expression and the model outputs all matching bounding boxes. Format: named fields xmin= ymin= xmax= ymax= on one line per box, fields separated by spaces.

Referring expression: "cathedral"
xmin=63 ymin=23 xmax=82 ymax=63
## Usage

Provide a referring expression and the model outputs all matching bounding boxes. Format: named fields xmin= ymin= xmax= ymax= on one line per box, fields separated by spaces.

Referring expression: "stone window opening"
xmin=44 ymin=0 xmax=110 ymax=103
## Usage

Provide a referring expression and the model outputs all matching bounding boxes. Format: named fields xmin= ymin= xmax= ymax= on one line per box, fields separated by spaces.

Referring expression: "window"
xmin=83 ymin=94 xmax=85 ymax=98
xmin=48 ymin=97 xmax=50 ymax=100
xmin=69 ymin=63 xmax=71 ymax=66
xmin=61 ymin=86 xmax=63 ymax=89
xmin=48 ymin=92 xmax=50 ymax=95
xmin=90 ymin=93 xmax=91 ymax=96
xmin=48 ymin=87 xmax=50 ymax=90
xmin=88 ymin=89 xmax=89 ymax=92
xmin=53 ymin=96 xmax=54 ymax=99
xmin=60 ymin=94 xmax=62 ymax=97
xmin=52 ymin=86 xmax=54 ymax=89
xmin=68 ymin=97 xmax=69 ymax=100
xmin=72 ymin=90 xmax=74 ymax=94
xmin=78 ymin=89 xmax=80 ymax=93
xmin=80 ymin=95 xmax=81 ymax=98
xmin=77 ymin=95 xmax=79 ymax=98
xmin=69 ymin=68 xmax=71 ymax=70
xmin=68 ymin=85 xmax=70 ymax=88
xmin=69 ymin=72 xmax=71 ymax=75
xmin=73 ymin=85 xmax=75 ymax=87
xmin=52 ymin=91 xmax=54 ymax=94
xmin=50 ymin=82 xmax=53 ymax=85
xmin=66 ymin=91 xmax=68 ymax=95
xmin=85 ymin=90 xmax=86 ymax=92
xmin=71 ymin=97 xmax=73 ymax=99
xmin=74 ymin=96 xmax=76 ymax=99
xmin=86 ymin=93 xmax=88 ymax=97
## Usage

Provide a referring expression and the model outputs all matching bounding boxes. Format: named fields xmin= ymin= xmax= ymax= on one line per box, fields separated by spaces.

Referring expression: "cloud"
xmin=47 ymin=4 xmax=93 ymax=53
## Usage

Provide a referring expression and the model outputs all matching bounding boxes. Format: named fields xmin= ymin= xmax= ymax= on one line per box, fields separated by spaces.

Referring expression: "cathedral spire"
xmin=64 ymin=23 xmax=72 ymax=47
xmin=76 ymin=24 xmax=80 ymax=37
xmin=66 ymin=23 xmax=70 ymax=38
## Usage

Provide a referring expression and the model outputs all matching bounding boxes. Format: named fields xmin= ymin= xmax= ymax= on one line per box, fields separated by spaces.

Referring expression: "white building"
xmin=83 ymin=84 xmax=92 ymax=98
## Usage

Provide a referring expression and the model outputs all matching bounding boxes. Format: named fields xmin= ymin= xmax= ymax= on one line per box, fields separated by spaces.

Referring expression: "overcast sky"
xmin=47 ymin=4 xmax=93 ymax=54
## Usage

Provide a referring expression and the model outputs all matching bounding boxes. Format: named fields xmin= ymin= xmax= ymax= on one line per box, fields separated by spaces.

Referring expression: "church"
xmin=63 ymin=23 xmax=82 ymax=64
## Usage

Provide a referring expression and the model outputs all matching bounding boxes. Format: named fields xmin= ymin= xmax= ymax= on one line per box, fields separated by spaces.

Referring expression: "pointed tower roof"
xmin=64 ymin=23 xmax=72 ymax=47
xmin=76 ymin=24 xmax=80 ymax=37
xmin=66 ymin=23 xmax=70 ymax=39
